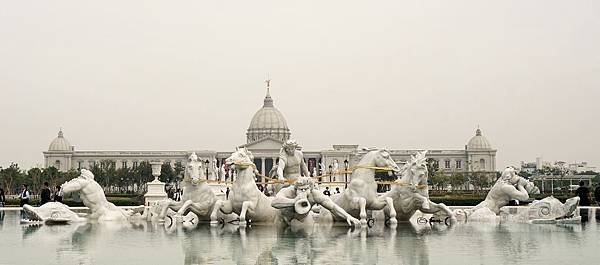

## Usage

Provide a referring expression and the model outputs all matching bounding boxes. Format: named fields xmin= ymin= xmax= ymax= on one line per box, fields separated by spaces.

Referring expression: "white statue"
xmin=215 ymin=147 xmax=278 ymax=226
xmin=319 ymin=149 xmax=400 ymax=225
xmin=271 ymin=176 xmax=360 ymax=227
xmin=457 ymin=167 xmax=540 ymax=221
xmin=60 ymin=169 xmax=145 ymax=221
xmin=212 ymin=158 xmax=219 ymax=181
xmin=157 ymin=153 xmax=224 ymax=224
xmin=22 ymin=202 xmax=87 ymax=224
xmin=382 ymin=151 xmax=456 ymax=222
xmin=220 ymin=164 xmax=226 ymax=181
xmin=500 ymin=196 xmax=581 ymax=224
xmin=276 ymin=140 xmax=311 ymax=183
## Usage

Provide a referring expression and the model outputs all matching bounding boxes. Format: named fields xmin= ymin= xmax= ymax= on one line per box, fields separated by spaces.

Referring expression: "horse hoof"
xmin=389 ymin=218 xmax=398 ymax=225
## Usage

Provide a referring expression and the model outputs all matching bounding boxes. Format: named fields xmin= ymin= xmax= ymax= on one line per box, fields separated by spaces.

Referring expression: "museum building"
xmin=43 ymin=88 xmax=496 ymax=179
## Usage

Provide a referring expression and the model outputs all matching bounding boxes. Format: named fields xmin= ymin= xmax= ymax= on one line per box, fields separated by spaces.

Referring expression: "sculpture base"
xmin=144 ymin=179 xmax=168 ymax=205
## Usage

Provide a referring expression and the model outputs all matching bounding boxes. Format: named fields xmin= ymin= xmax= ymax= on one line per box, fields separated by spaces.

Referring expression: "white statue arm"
xmin=301 ymin=157 xmax=310 ymax=177
xmin=313 ymin=190 xmax=360 ymax=226
xmin=502 ymin=183 xmax=529 ymax=201
xmin=277 ymin=160 xmax=286 ymax=181
xmin=271 ymin=189 xmax=297 ymax=209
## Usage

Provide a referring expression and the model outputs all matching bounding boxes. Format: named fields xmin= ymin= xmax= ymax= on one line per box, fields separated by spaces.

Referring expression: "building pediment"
xmin=239 ymin=137 xmax=283 ymax=151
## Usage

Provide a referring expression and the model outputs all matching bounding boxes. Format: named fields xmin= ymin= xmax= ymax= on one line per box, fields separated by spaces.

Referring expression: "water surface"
xmin=1 ymin=210 xmax=599 ymax=265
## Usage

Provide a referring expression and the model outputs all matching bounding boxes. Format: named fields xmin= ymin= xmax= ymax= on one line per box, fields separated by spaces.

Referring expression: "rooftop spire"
xmin=263 ymin=78 xmax=274 ymax=107
xmin=58 ymin=128 xmax=64 ymax=138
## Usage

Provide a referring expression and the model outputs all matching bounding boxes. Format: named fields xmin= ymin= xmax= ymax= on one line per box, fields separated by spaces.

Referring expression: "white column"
xmin=261 ymin=157 xmax=266 ymax=176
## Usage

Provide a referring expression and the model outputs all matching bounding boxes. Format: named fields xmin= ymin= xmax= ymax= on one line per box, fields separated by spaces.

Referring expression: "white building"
xmin=43 ymin=87 xmax=497 ymax=178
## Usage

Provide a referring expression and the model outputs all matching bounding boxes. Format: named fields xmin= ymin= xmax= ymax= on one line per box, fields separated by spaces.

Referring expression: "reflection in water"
xmin=1 ymin=210 xmax=600 ymax=265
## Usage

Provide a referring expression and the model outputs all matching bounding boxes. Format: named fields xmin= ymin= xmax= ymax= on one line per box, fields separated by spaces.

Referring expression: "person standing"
xmin=19 ymin=184 xmax=30 ymax=207
xmin=594 ymin=185 xmax=600 ymax=206
xmin=40 ymin=182 xmax=51 ymax=205
xmin=575 ymin=181 xmax=591 ymax=206
xmin=53 ymin=185 xmax=63 ymax=203
xmin=226 ymin=187 xmax=230 ymax=200
xmin=0 ymin=186 xmax=6 ymax=207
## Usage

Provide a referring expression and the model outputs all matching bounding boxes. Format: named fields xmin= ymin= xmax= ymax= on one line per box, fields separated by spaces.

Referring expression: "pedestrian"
xmin=323 ymin=187 xmax=331 ymax=196
xmin=595 ymin=185 xmax=600 ymax=206
xmin=173 ymin=188 xmax=181 ymax=202
xmin=54 ymin=185 xmax=63 ymax=203
xmin=19 ymin=184 xmax=30 ymax=207
xmin=0 ymin=186 xmax=6 ymax=207
xmin=335 ymin=187 xmax=340 ymax=194
xmin=226 ymin=187 xmax=230 ymax=200
xmin=40 ymin=182 xmax=51 ymax=205
xmin=575 ymin=181 xmax=591 ymax=206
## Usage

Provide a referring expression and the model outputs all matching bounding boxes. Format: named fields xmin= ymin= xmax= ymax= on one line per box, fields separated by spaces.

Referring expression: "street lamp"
xmin=328 ymin=165 xmax=333 ymax=183
xmin=344 ymin=159 xmax=349 ymax=189
xmin=205 ymin=159 xmax=210 ymax=180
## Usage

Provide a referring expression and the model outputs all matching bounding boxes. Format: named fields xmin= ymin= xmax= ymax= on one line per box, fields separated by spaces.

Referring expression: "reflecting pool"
xmin=1 ymin=209 xmax=600 ymax=265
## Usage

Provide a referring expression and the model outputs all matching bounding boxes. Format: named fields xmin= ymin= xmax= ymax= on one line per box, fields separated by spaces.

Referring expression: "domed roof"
xmin=48 ymin=129 xmax=72 ymax=151
xmin=467 ymin=128 xmax=492 ymax=150
xmin=246 ymin=86 xmax=291 ymax=143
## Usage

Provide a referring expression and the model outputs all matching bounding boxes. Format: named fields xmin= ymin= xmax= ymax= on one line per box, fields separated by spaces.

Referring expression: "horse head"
xmin=403 ymin=151 xmax=428 ymax=185
xmin=61 ymin=169 xmax=94 ymax=195
xmin=184 ymin=152 xmax=204 ymax=186
xmin=365 ymin=149 xmax=400 ymax=173
xmin=225 ymin=147 xmax=255 ymax=170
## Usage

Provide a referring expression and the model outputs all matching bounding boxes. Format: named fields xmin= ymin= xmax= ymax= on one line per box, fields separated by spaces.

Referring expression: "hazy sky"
xmin=1 ymin=1 xmax=599 ymax=169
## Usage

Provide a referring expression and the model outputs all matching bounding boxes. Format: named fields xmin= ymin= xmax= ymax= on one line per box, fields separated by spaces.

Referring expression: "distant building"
xmin=43 ymin=86 xmax=497 ymax=179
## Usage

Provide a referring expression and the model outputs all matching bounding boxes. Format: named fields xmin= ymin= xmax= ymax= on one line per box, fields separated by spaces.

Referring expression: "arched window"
xmin=479 ymin=159 xmax=486 ymax=170
xmin=54 ymin=160 xmax=61 ymax=169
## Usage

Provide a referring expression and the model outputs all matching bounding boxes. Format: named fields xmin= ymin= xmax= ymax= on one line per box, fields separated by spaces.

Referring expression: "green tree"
xmin=426 ymin=158 xmax=439 ymax=178
xmin=430 ymin=171 xmax=447 ymax=190
xmin=27 ymin=167 xmax=43 ymax=193
xmin=160 ymin=162 xmax=175 ymax=183
xmin=450 ymin=173 xmax=466 ymax=191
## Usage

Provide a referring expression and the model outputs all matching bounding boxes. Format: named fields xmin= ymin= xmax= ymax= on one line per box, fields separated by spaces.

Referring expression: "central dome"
xmin=246 ymin=88 xmax=291 ymax=143
xmin=48 ymin=129 xmax=73 ymax=151
xmin=467 ymin=128 xmax=492 ymax=150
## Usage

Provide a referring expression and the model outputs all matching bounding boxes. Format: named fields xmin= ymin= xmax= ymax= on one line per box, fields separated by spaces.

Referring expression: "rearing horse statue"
xmin=324 ymin=149 xmax=400 ymax=225
xmin=157 ymin=152 xmax=223 ymax=224
xmin=382 ymin=151 xmax=456 ymax=222
xmin=215 ymin=147 xmax=278 ymax=226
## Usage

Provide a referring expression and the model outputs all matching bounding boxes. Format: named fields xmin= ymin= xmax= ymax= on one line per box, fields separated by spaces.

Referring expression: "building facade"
xmin=43 ymin=88 xmax=497 ymax=179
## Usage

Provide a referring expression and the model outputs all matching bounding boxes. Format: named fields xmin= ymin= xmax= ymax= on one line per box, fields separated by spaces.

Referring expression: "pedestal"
xmin=144 ymin=179 xmax=168 ymax=205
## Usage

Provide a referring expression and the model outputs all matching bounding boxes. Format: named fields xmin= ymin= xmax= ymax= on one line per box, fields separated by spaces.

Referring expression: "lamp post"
xmin=344 ymin=159 xmax=349 ymax=189
xmin=328 ymin=165 xmax=333 ymax=183
xmin=205 ymin=159 xmax=210 ymax=180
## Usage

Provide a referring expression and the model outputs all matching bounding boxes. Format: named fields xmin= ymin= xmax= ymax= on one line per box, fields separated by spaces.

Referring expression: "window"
xmin=90 ymin=161 xmax=96 ymax=167
xmin=133 ymin=161 xmax=138 ymax=169
xmin=479 ymin=159 xmax=486 ymax=170
xmin=78 ymin=161 xmax=82 ymax=169
xmin=456 ymin=160 xmax=462 ymax=169
xmin=444 ymin=160 xmax=451 ymax=169
xmin=55 ymin=160 xmax=61 ymax=169
xmin=122 ymin=161 xmax=127 ymax=168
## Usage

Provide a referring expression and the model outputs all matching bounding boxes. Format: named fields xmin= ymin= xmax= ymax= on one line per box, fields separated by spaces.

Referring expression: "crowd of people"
xmin=0 ymin=182 xmax=62 ymax=207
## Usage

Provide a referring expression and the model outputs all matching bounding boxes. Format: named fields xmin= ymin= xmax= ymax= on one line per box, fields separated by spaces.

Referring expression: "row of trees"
xmin=0 ymin=160 xmax=185 ymax=195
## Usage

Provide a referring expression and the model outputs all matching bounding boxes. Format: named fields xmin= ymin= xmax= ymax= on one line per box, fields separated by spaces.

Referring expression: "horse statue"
xmin=215 ymin=147 xmax=278 ymax=226
xmin=322 ymin=149 xmax=401 ymax=225
xmin=157 ymin=152 xmax=223 ymax=224
xmin=382 ymin=151 xmax=456 ymax=222
xmin=60 ymin=169 xmax=145 ymax=221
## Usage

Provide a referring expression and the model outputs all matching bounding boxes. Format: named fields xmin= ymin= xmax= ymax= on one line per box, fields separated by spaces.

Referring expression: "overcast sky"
xmin=1 ymin=0 xmax=599 ymax=169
